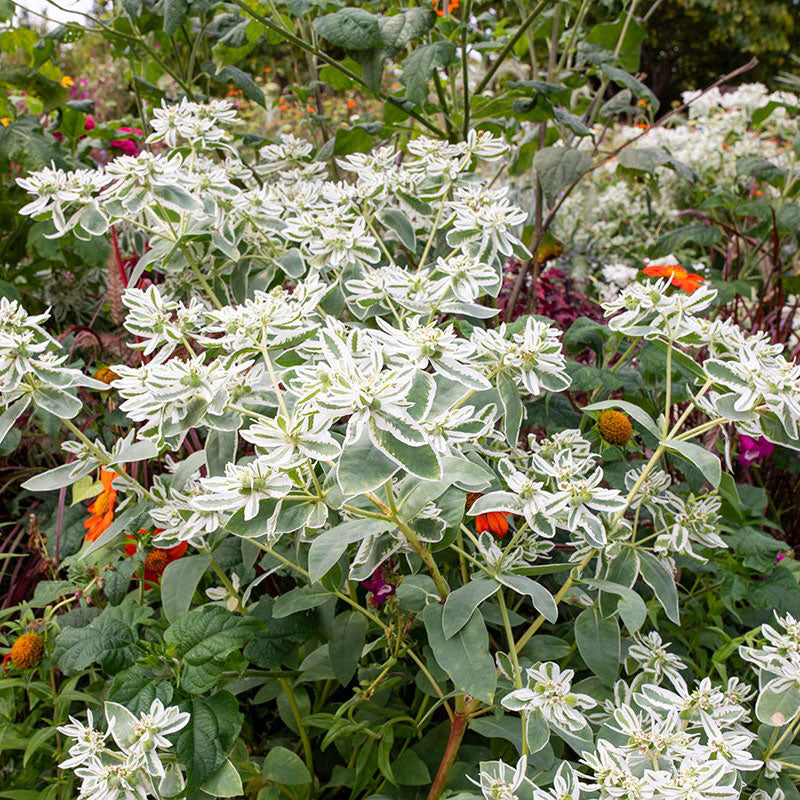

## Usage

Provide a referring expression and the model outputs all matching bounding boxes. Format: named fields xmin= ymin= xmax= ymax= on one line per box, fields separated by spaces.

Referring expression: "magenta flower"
xmin=84 ymin=115 xmax=95 ymax=131
xmin=362 ymin=563 xmax=396 ymax=607
xmin=110 ymin=139 xmax=139 ymax=156
xmin=738 ymin=435 xmax=774 ymax=466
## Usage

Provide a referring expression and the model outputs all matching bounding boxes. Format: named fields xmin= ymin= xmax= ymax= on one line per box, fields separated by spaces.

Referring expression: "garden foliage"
xmin=3 ymin=3 xmax=800 ymax=800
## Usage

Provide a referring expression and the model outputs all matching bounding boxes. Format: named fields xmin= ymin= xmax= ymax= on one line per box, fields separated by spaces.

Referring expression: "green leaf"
xmin=103 ymin=557 xmax=138 ymax=606
xmin=263 ymin=746 xmax=311 ymax=785
xmin=338 ymin=431 xmax=399 ymax=496
xmin=22 ymin=727 xmax=56 ymax=767
xmin=379 ymin=209 xmax=416 ymax=251
xmin=109 ymin=666 xmax=174 ymax=715
xmin=205 ymin=429 xmax=237 ymax=477
xmin=164 ymin=605 xmax=261 ymax=694
xmin=533 ymin=147 xmax=592 ymax=202
xmin=392 ymin=750 xmax=430 ymax=785
xmin=495 ymin=573 xmax=557 ymax=622
xmin=308 ymin=519 xmax=393 ymax=582
xmin=379 ymin=8 xmax=434 ymax=53
xmin=244 ymin=598 xmax=317 ymax=668
xmin=664 ymin=439 xmax=721 ymax=487
xmin=214 ymin=65 xmax=266 ymax=108
xmin=649 ymin=224 xmax=722 ymax=259
xmin=161 ymin=554 xmax=212 ymax=623
xmin=617 ymin=146 xmax=668 ymax=174
xmin=176 ymin=691 xmax=243 ymax=789
xmin=574 ymin=606 xmax=620 ymax=686
xmin=638 ymin=551 xmax=680 ymax=624
xmin=442 ymin=579 xmax=499 ymax=639
xmin=54 ymin=599 xmax=152 ymax=675
xmin=273 ymin=585 xmax=331 ymax=618
xmin=0 ymin=396 xmax=29 ymax=448
xmin=200 ymin=759 xmax=243 ymax=797
xmin=756 ymin=681 xmax=800 ymax=726
xmin=329 ymin=610 xmax=367 ymax=685
xmin=421 ymin=602 xmax=496 ymax=704
xmin=601 ymin=64 xmax=658 ymax=111
xmin=400 ymin=41 xmax=457 ymax=106
xmin=313 ymin=8 xmax=381 ymax=51
xmin=583 ymin=578 xmax=646 ymax=634
xmin=585 ymin=16 xmax=646 ymax=71
xmin=497 ymin=372 xmax=522 ymax=447
xmin=163 ymin=0 xmax=187 ymax=36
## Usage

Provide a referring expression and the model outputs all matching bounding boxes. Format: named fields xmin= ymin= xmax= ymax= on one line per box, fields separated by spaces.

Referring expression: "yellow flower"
xmin=60 ymin=75 xmax=75 ymax=88
xmin=4 ymin=632 xmax=44 ymax=672
xmin=0 ymin=118 xmax=9 ymax=127
xmin=597 ymin=410 xmax=633 ymax=446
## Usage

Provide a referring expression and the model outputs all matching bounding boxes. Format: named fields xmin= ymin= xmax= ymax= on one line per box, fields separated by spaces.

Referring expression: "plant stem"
xmin=514 ymin=551 xmax=593 ymax=653
xmin=474 ymin=0 xmax=549 ymax=95
xmin=278 ymin=675 xmax=314 ymax=796
xmin=498 ymin=589 xmax=527 ymax=754
xmin=426 ymin=695 xmax=476 ymax=800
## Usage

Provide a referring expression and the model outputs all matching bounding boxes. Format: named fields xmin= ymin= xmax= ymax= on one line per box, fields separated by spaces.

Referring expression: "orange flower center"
xmin=9 ymin=633 xmax=44 ymax=670
xmin=144 ymin=550 xmax=171 ymax=579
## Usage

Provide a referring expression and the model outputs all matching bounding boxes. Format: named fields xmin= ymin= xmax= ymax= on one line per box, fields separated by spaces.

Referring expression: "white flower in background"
xmin=421 ymin=403 xmax=495 ymax=457
xmin=628 ymin=632 xmax=688 ymax=693
xmin=502 ymin=662 xmax=596 ymax=733
xmin=74 ymin=752 xmax=151 ymax=800
xmin=447 ymin=184 xmax=528 ymax=259
xmin=433 ymin=252 xmax=499 ymax=303
xmin=192 ymin=456 xmax=292 ymax=521
xmin=58 ymin=709 xmax=113 ymax=769
xmin=468 ymin=755 xmax=534 ymax=800
xmin=373 ymin=316 xmax=490 ymax=390
xmin=122 ymin=285 xmax=205 ymax=360
xmin=206 ymin=572 xmax=242 ymax=611
xmin=581 ymin=739 xmax=651 ymax=800
xmin=647 ymin=757 xmax=738 ymax=800
xmin=740 ymin=612 xmax=800 ymax=695
xmin=59 ymin=700 xmax=189 ymax=798
xmin=472 ymin=317 xmax=570 ymax=397
xmin=660 ymin=493 xmax=725 ymax=560
xmin=697 ymin=714 xmax=761 ymax=772
xmin=113 ymin=356 xmax=238 ymax=441
xmin=241 ymin=413 xmax=341 ymax=467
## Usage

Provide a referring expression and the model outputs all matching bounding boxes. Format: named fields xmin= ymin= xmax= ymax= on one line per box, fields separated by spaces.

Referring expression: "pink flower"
xmin=118 ymin=127 xmax=143 ymax=136
xmin=110 ymin=139 xmax=138 ymax=156
xmin=84 ymin=115 xmax=95 ymax=131
xmin=738 ymin=435 xmax=774 ymax=466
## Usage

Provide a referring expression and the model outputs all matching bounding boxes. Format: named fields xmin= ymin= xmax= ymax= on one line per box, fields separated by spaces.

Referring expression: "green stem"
xmin=497 ymin=589 xmax=527 ymax=754
xmin=278 ymin=676 xmax=314 ymax=795
xmin=474 ymin=0 xmax=549 ymax=95
xmin=461 ymin=0 xmax=472 ymax=140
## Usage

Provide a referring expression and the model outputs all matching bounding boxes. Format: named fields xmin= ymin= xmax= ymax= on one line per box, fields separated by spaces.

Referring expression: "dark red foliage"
xmin=498 ymin=261 xmax=602 ymax=331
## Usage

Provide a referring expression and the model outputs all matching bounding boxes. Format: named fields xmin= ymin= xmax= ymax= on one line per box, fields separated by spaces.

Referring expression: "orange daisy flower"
xmin=124 ymin=528 xmax=187 ymax=588
xmin=641 ymin=264 xmax=706 ymax=294
xmin=84 ymin=469 xmax=119 ymax=542
xmin=466 ymin=492 xmax=511 ymax=538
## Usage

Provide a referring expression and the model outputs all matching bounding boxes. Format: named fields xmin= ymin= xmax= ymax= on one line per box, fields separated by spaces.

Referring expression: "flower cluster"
xmin=58 ymin=700 xmax=190 ymax=800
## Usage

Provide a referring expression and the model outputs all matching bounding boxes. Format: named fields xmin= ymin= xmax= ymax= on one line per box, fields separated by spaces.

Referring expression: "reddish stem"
xmin=110 ymin=226 xmax=129 ymax=289
xmin=426 ymin=698 xmax=474 ymax=800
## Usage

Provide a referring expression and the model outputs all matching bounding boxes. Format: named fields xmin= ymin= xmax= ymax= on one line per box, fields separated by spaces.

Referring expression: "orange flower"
xmin=346 ymin=98 xmax=356 ymax=110
xmin=3 ymin=632 xmax=44 ymax=673
xmin=476 ymin=511 xmax=510 ymax=537
xmin=84 ymin=469 xmax=119 ymax=542
xmin=467 ymin=492 xmax=511 ymax=538
xmin=641 ymin=264 xmax=706 ymax=294
xmin=124 ymin=528 xmax=187 ymax=587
